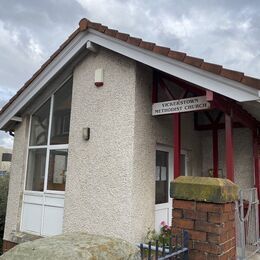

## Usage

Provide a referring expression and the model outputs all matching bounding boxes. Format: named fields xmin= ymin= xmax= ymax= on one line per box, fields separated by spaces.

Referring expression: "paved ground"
xmin=247 ymin=250 xmax=260 ymax=259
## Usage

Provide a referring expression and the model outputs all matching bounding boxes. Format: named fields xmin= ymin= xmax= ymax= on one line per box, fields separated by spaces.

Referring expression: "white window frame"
xmin=24 ymin=77 xmax=72 ymax=195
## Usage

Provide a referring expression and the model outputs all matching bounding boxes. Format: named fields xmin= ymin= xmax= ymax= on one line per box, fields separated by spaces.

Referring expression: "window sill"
xmin=11 ymin=230 xmax=42 ymax=244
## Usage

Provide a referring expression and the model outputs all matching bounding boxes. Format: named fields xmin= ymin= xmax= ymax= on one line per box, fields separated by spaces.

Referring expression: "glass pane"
xmin=155 ymin=150 xmax=169 ymax=204
xmin=25 ymin=149 xmax=46 ymax=191
xmin=50 ymin=80 xmax=72 ymax=144
xmin=181 ymin=154 xmax=186 ymax=176
xmin=47 ymin=149 xmax=68 ymax=191
xmin=29 ymin=100 xmax=51 ymax=146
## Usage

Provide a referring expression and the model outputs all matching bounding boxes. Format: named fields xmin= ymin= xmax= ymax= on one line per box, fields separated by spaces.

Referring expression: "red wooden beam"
xmin=211 ymin=95 xmax=258 ymax=131
xmin=158 ymin=71 xmax=259 ymax=131
xmin=173 ymin=113 xmax=181 ymax=179
xmin=204 ymin=111 xmax=214 ymax=124
xmin=206 ymin=90 xmax=214 ymax=101
xmin=180 ymin=89 xmax=188 ymax=99
xmin=213 ymin=128 xmax=219 ymax=178
xmin=159 ymin=78 xmax=176 ymax=100
xmin=225 ymin=114 xmax=234 ymax=181
xmin=160 ymin=73 xmax=206 ymax=96
xmin=253 ymin=130 xmax=260 ymax=194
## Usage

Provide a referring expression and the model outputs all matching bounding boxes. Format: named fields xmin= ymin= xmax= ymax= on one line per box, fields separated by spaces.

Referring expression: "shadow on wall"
xmin=0 ymin=174 xmax=9 ymax=255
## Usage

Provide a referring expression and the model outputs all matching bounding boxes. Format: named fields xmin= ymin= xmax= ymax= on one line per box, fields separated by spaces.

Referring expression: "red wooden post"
xmin=225 ymin=114 xmax=234 ymax=181
xmin=253 ymin=130 xmax=260 ymax=194
xmin=174 ymin=113 xmax=181 ymax=179
xmin=212 ymin=128 xmax=219 ymax=178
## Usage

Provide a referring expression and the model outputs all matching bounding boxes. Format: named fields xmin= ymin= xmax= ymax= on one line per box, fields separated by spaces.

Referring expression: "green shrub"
xmin=0 ymin=174 xmax=9 ymax=254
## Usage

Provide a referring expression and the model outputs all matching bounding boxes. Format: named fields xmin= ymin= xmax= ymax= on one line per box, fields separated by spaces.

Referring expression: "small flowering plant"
xmin=159 ymin=221 xmax=172 ymax=245
xmin=144 ymin=221 xmax=173 ymax=247
xmin=160 ymin=221 xmax=172 ymax=239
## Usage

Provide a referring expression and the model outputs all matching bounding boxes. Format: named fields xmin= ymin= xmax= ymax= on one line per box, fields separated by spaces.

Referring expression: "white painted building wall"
xmin=3 ymin=117 xmax=29 ymax=241
xmin=3 ymin=46 xmax=254 ymax=244
xmin=62 ymin=48 xmax=137 ymax=242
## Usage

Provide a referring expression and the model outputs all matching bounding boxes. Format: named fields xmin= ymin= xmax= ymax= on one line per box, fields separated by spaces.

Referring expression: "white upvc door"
xmin=155 ymin=145 xmax=173 ymax=232
xmin=154 ymin=145 xmax=188 ymax=232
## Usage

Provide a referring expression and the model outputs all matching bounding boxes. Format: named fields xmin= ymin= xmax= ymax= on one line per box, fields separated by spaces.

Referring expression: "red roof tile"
xmin=1 ymin=18 xmax=260 ymax=116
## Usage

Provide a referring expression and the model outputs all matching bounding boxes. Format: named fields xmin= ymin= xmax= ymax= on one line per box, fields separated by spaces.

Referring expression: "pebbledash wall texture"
xmin=3 ymin=46 xmax=254 ymax=244
xmin=63 ymin=48 xmax=138 ymax=241
xmin=4 ymin=117 xmax=29 ymax=242
xmin=63 ymin=48 xmax=205 ymax=242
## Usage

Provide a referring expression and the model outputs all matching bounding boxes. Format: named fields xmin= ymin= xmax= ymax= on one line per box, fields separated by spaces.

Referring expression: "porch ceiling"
xmin=242 ymin=101 xmax=260 ymax=121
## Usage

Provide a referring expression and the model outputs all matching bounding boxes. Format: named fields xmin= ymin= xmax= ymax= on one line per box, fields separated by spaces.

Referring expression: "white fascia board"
xmin=0 ymin=32 xmax=88 ymax=129
xmin=87 ymin=29 xmax=259 ymax=102
xmin=11 ymin=116 xmax=22 ymax=122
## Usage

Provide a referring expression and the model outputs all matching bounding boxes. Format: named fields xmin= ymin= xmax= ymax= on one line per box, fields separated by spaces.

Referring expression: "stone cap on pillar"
xmin=170 ymin=176 xmax=238 ymax=203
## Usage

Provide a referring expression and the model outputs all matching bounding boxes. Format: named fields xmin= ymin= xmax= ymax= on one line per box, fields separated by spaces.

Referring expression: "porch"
xmin=152 ymin=70 xmax=260 ymax=232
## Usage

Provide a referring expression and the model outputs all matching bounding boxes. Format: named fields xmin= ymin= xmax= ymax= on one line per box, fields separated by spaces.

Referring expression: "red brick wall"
xmin=2 ymin=240 xmax=17 ymax=254
xmin=172 ymin=199 xmax=236 ymax=260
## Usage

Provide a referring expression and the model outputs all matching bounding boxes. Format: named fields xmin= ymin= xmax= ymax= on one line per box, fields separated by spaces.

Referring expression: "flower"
xmin=160 ymin=221 xmax=166 ymax=226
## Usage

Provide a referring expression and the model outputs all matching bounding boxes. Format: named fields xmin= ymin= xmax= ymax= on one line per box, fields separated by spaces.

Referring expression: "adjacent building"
xmin=0 ymin=146 xmax=12 ymax=175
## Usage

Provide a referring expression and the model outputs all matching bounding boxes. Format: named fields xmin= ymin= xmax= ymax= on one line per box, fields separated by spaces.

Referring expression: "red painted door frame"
xmin=212 ymin=128 xmax=219 ymax=178
xmin=173 ymin=113 xmax=181 ymax=179
xmin=225 ymin=114 xmax=234 ymax=182
xmin=253 ymin=131 xmax=260 ymax=194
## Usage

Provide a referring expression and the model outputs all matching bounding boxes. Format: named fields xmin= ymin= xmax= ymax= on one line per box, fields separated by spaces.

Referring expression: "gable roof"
xmin=79 ymin=19 xmax=260 ymax=89
xmin=0 ymin=18 xmax=260 ymax=130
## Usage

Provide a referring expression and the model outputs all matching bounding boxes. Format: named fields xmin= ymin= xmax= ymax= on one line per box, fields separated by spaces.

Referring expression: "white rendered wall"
xmin=6 ymin=47 xmax=253 ymax=245
xmin=3 ymin=117 xmax=29 ymax=241
xmin=63 ymin=48 xmax=137 ymax=242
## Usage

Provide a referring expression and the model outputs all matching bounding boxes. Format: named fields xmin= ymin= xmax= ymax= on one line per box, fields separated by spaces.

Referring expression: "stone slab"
xmin=0 ymin=232 xmax=140 ymax=260
xmin=170 ymin=176 xmax=238 ymax=203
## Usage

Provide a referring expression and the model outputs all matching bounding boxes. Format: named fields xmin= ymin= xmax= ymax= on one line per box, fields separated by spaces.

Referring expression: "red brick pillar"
xmin=170 ymin=176 xmax=238 ymax=260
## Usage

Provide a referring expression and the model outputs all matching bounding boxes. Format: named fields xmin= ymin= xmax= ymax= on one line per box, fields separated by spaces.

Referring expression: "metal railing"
xmin=236 ymin=188 xmax=260 ymax=260
xmin=138 ymin=230 xmax=189 ymax=260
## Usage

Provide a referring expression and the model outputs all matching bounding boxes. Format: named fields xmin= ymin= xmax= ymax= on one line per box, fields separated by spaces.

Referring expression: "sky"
xmin=0 ymin=0 xmax=260 ymax=149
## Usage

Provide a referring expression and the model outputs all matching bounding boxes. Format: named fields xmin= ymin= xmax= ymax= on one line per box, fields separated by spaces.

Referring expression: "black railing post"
xmin=183 ymin=230 xmax=189 ymax=260
xmin=169 ymin=235 xmax=173 ymax=254
xmin=140 ymin=243 xmax=144 ymax=259
xmin=155 ymin=240 xmax=159 ymax=259
xmin=162 ymin=238 xmax=165 ymax=256
xmin=148 ymin=241 xmax=152 ymax=260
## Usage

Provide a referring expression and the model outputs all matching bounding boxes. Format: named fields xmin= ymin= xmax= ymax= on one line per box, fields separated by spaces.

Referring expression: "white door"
xmin=155 ymin=145 xmax=173 ymax=232
xmin=154 ymin=145 xmax=188 ymax=232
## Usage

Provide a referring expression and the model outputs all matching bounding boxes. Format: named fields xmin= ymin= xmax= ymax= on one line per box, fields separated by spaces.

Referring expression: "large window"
xmin=25 ymin=79 xmax=72 ymax=192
